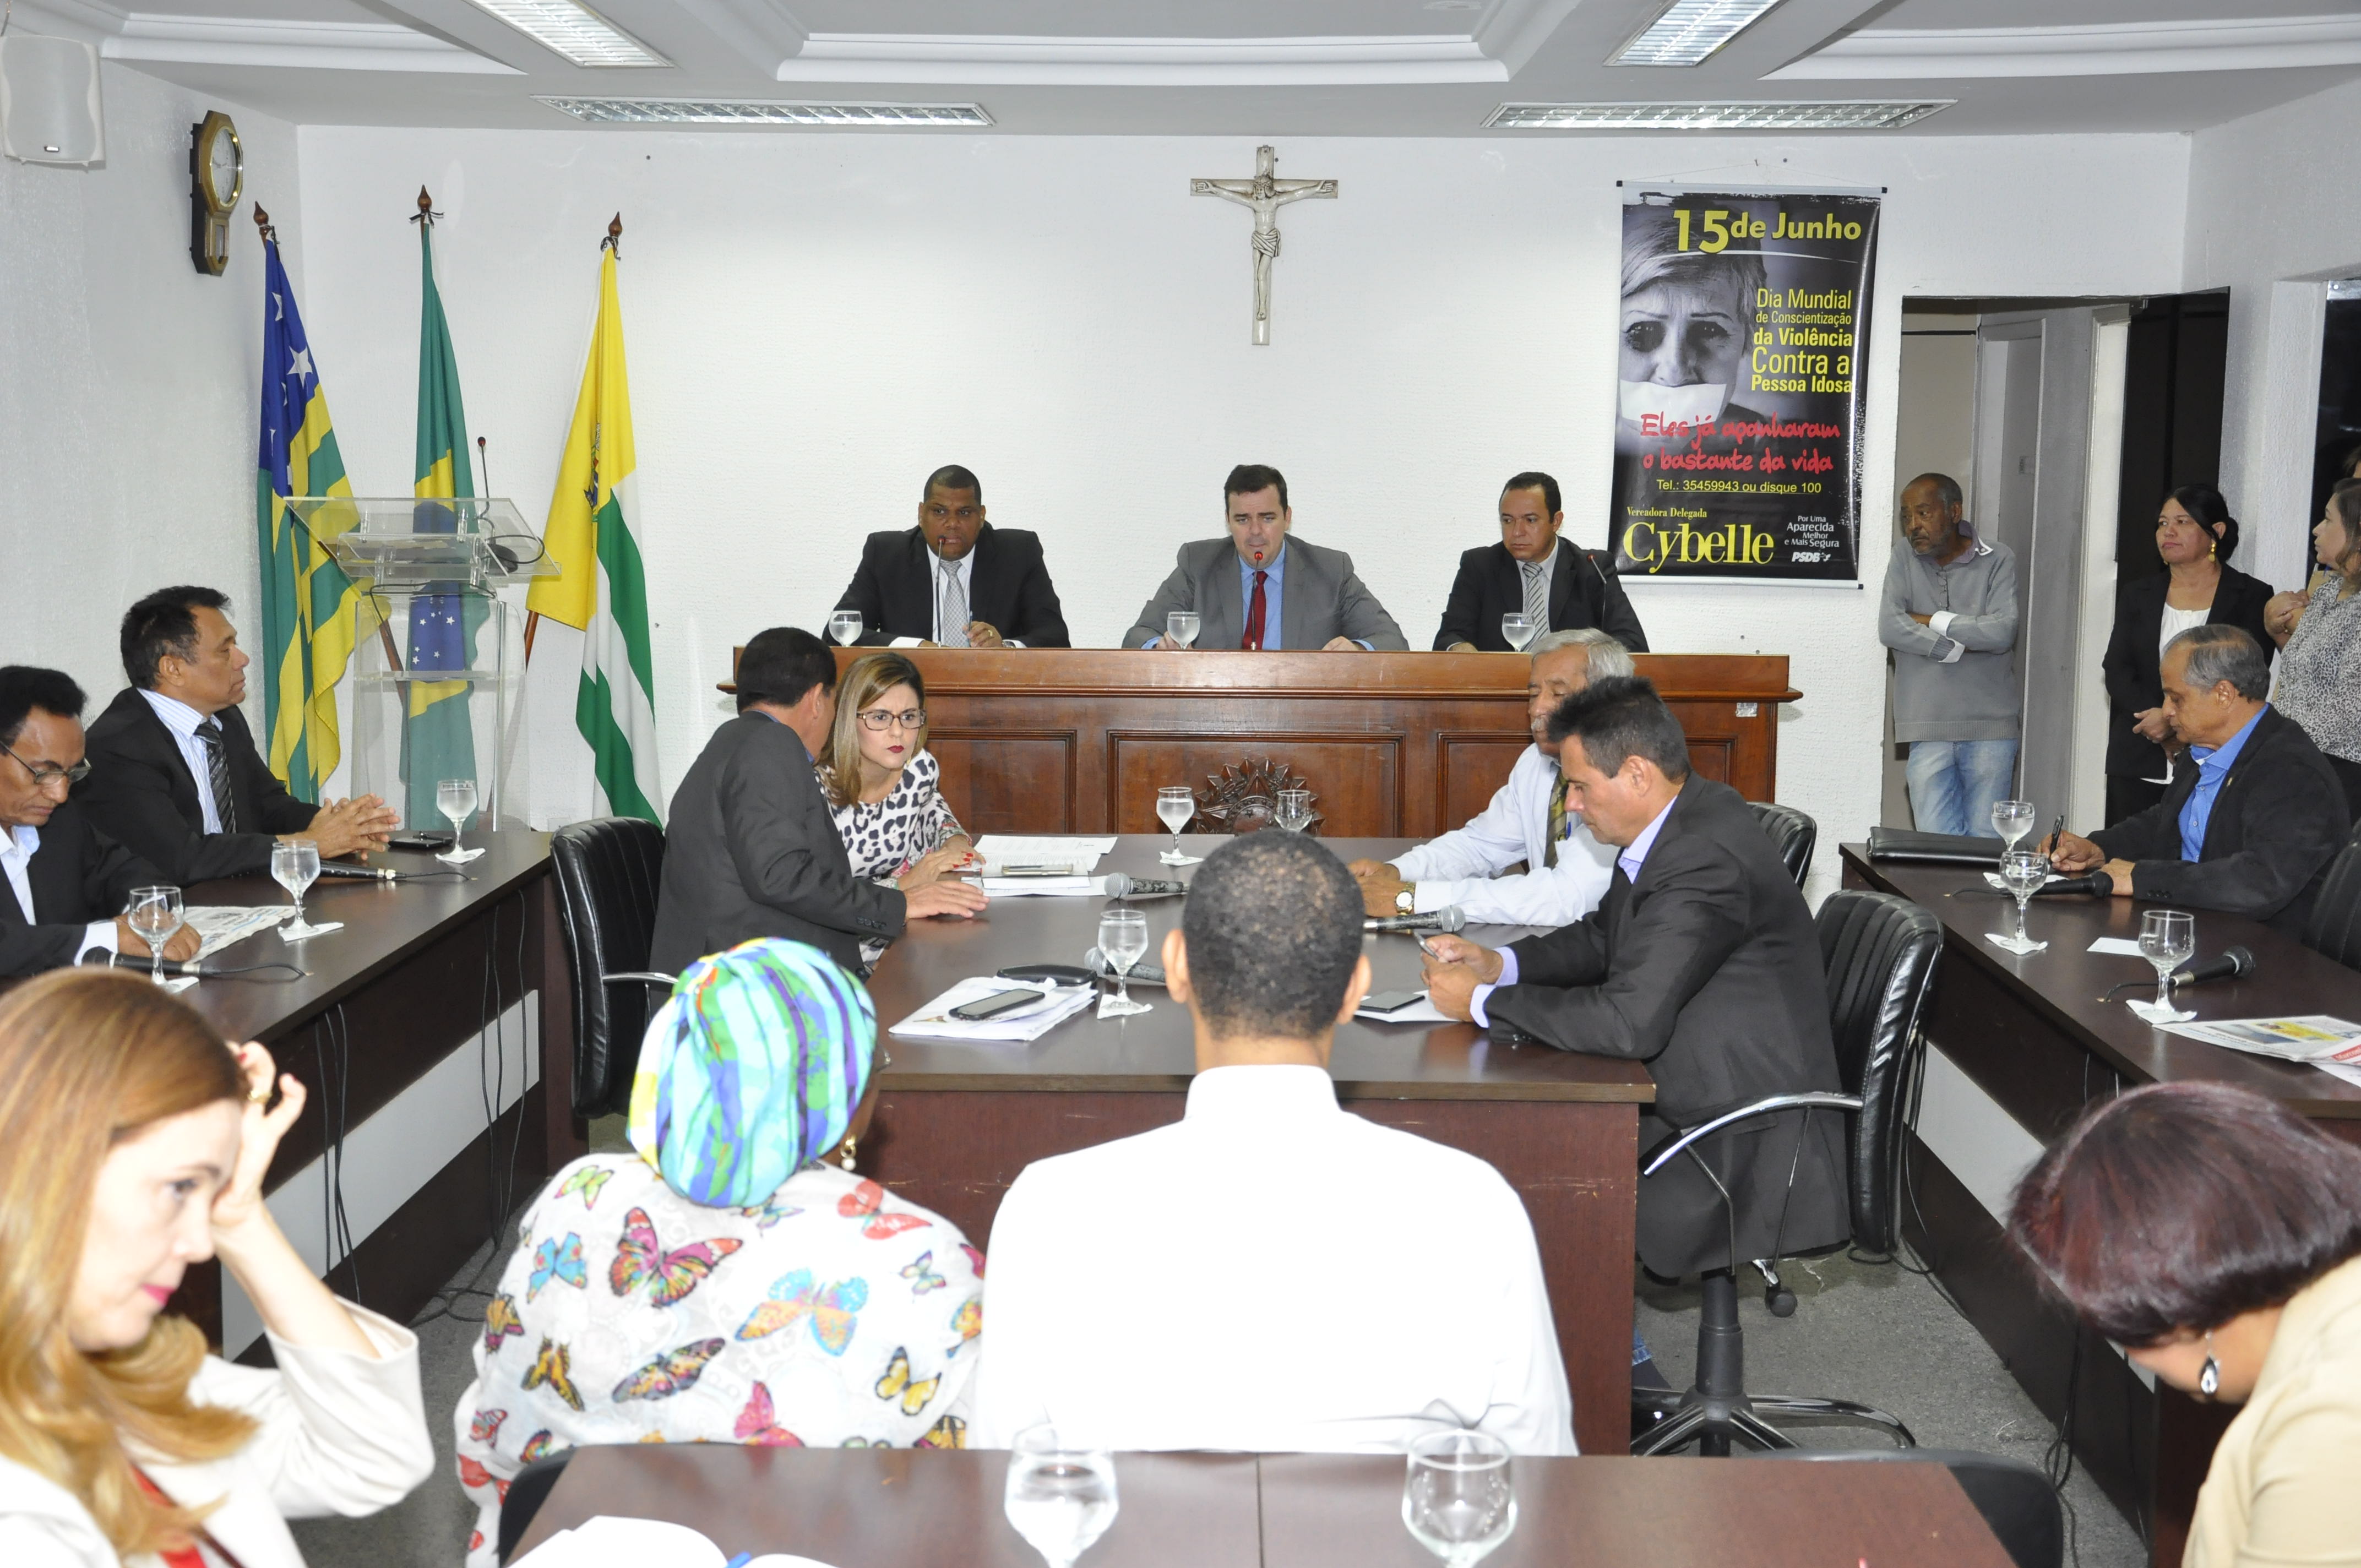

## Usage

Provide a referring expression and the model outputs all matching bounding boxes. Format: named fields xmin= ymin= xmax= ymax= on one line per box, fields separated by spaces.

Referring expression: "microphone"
xmin=1364 ymin=906 xmax=1468 ymax=935
xmin=315 ymin=862 xmax=399 ymax=881
xmin=1102 ymin=873 xmax=1187 ymax=899
xmin=2032 ymin=870 xmax=2114 ymax=897
xmin=2172 ymin=945 xmax=2256 ymax=989
xmin=1082 ymin=947 xmax=1167 ymax=987
xmin=83 ymin=950 xmax=207 ymax=978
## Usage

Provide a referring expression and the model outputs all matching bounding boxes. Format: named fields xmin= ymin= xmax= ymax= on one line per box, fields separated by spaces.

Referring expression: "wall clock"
xmin=189 ymin=110 xmax=242 ymax=276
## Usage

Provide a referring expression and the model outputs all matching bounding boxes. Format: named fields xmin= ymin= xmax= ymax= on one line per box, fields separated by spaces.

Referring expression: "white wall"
xmin=0 ymin=63 xmax=301 ymax=727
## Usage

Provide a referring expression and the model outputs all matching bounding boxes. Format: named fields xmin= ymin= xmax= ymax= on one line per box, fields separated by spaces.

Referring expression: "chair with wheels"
xmin=2303 ymin=841 xmax=2361 ymax=973
xmin=1747 ymin=801 xmax=1818 ymax=890
xmin=1760 ymin=1449 xmax=2062 ymax=1568
xmin=550 ymin=817 xmax=671 ymax=1119
xmin=1631 ymin=888 xmax=1943 ymax=1456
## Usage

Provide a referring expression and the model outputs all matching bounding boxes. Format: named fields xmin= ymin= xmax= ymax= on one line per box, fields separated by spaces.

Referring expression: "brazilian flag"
xmin=403 ymin=220 xmax=487 ymax=830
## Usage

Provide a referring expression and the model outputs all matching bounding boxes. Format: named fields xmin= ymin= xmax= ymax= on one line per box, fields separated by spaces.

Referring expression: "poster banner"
xmin=1609 ymin=186 xmax=1880 ymax=582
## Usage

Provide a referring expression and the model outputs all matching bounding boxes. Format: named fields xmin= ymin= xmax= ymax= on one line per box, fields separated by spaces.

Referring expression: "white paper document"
xmin=2087 ymin=938 xmax=2146 ymax=956
xmin=184 ymin=905 xmax=293 ymax=959
xmin=888 ymin=975 xmax=1099 ymax=1043
xmin=512 ymin=1515 xmax=835 ymax=1568
xmin=972 ymin=835 xmax=1117 ymax=874
xmin=2157 ymin=1015 xmax=2361 ymax=1066
xmin=1354 ymin=990 xmax=1454 ymax=1024
xmin=972 ymin=875 xmax=1114 ymax=898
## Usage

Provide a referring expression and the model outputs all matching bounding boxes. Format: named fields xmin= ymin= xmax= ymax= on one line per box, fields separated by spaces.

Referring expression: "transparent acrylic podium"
xmin=286 ymin=498 xmax=554 ymax=835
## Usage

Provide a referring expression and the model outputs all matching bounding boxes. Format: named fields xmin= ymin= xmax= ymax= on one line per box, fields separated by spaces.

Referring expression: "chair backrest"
xmin=497 ymin=1451 xmax=573 ymax=1564
xmin=1758 ymin=1449 xmax=2060 ymax=1568
xmin=1816 ymin=889 xmax=1944 ymax=1253
xmin=551 ymin=817 xmax=667 ymax=1118
xmin=2304 ymin=842 xmax=2361 ymax=972
xmin=1748 ymin=800 xmax=1818 ymax=889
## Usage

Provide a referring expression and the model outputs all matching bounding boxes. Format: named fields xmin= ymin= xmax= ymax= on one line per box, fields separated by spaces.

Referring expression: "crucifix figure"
xmin=1192 ymin=145 xmax=1337 ymax=346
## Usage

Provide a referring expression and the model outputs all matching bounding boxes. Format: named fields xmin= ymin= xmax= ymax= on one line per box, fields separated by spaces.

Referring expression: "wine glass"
xmin=1156 ymin=786 xmax=1201 ymax=865
xmin=1165 ymin=611 xmax=1200 ymax=650
xmin=125 ymin=886 xmax=184 ymax=986
xmin=1004 ymin=1424 xmax=1118 ymax=1568
xmin=828 ymin=609 xmax=863 ymax=646
xmin=1402 ymin=1429 xmax=1517 ymax=1566
xmin=1991 ymin=798 xmax=2037 ymax=853
xmin=1500 ymin=614 xmax=1536 ymax=654
xmin=273 ymin=840 xmax=327 ymax=941
xmin=1275 ymin=788 xmax=1312 ymax=834
xmin=436 ymin=777 xmax=480 ymax=863
xmin=2137 ymin=909 xmax=2197 ymax=1023
xmin=1096 ymin=907 xmax=1151 ymax=1019
xmin=1992 ymin=848 xmax=2050 ymax=954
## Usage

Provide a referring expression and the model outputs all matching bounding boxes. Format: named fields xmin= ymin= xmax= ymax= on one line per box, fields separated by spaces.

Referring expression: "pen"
xmin=2046 ymin=813 xmax=2064 ymax=856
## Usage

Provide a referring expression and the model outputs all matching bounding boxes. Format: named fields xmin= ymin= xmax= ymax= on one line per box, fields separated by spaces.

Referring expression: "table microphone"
xmin=2031 ymin=869 xmax=2114 ymax=897
xmin=82 ymin=950 xmax=210 ymax=979
xmin=1082 ymin=948 xmax=1167 ymax=987
xmin=1102 ymin=873 xmax=1187 ymax=898
xmin=1364 ymin=906 xmax=1468 ymax=934
xmin=2172 ymin=946 xmax=2256 ymax=989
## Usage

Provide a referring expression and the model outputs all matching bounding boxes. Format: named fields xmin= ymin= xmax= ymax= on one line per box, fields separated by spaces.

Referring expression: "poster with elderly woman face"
xmin=1611 ymin=187 xmax=1880 ymax=582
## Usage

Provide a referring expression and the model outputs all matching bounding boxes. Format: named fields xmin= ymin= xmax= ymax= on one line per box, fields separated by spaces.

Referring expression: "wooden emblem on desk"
xmin=1193 ymin=758 xmax=1321 ymax=835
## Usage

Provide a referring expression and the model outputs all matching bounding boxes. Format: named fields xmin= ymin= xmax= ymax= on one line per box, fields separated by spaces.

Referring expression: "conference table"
xmin=510 ymin=1444 xmax=2014 ymax=1567
xmin=861 ymin=835 xmax=1653 ymax=1458
xmin=1840 ymin=844 xmax=2361 ymax=1568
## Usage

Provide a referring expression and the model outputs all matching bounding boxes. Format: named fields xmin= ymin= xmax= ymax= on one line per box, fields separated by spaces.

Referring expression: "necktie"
xmin=197 ymin=719 xmax=238 ymax=834
xmin=1521 ymin=560 xmax=1550 ymax=634
xmin=1543 ymin=775 xmax=1570 ymax=869
xmin=1242 ymin=570 xmax=1269 ymax=651
xmin=939 ymin=563 xmax=970 ymax=647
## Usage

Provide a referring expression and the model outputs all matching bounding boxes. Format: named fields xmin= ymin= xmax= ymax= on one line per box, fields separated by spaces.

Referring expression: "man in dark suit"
xmin=78 ymin=587 xmax=398 ymax=885
xmin=1420 ymin=675 xmax=1848 ymax=1281
xmin=2052 ymin=624 xmax=2348 ymax=936
xmin=1123 ymin=464 xmax=1408 ymax=651
xmin=650 ymin=627 xmax=987 ymax=976
xmin=1435 ymin=472 xmax=1649 ymax=653
xmin=0 ymin=666 xmax=199 ymax=976
xmin=827 ymin=466 xmax=1071 ymax=648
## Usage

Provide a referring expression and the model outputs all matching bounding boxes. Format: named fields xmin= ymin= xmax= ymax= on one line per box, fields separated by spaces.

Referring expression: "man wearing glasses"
xmin=0 ymin=666 xmax=199 ymax=976
xmin=825 ymin=465 xmax=1072 ymax=649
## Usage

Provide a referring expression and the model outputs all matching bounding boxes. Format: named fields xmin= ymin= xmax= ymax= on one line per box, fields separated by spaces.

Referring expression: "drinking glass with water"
xmin=1402 ymin=1429 xmax=1517 ymax=1566
xmin=1005 ymin=1425 xmax=1118 ymax=1568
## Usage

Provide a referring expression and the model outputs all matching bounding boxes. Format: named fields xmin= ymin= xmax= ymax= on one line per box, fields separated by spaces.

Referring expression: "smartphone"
xmin=386 ymin=833 xmax=445 ymax=852
xmin=949 ymin=988 xmax=1045 ymax=1022
xmin=1360 ymin=989 xmax=1427 ymax=1014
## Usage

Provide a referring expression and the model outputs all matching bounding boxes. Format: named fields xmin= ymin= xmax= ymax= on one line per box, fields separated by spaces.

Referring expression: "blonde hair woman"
xmin=0 ymin=970 xmax=432 ymax=1565
xmin=817 ymin=654 xmax=976 ymax=967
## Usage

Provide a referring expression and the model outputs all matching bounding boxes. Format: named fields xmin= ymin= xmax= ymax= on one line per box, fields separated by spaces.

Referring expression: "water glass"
xmin=1994 ymin=848 xmax=2050 ymax=954
xmin=1165 ymin=611 xmax=1200 ymax=650
xmin=828 ymin=609 xmax=863 ymax=646
xmin=272 ymin=840 xmax=325 ymax=941
xmin=436 ymin=777 xmax=480 ymax=863
xmin=1500 ymin=614 xmax=1536 ymax=654
xmin=1156 ymin=786 xmax=1200 ymax=865
xmin=126 ymin=885 xmax=184 ymax=986
xmin=1005 ymin=1425 xmax=1118 ymax=1568
xmin=1991 ymin=798 xmax=2037 ymax=852
xmin=1096 ymin=907 xmax=1151 ymax=1018
xmin=1402 ymin=1430 xmax=1516 ymax=1566
xmin=1275 ymin=788 xmax=1312 ymax=834
xmin=2138 ymin=909 xmax=2197 ymax=1022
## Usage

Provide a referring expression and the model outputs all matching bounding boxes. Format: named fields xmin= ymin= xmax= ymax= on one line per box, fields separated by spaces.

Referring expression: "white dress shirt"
xmin=1389 ymin=745 xmax=1615 ymax=926
xmin=0 ymin=825 xmax=116 ymax=961
xmin=138 ymin=688 xmax=225 ymax=832
xmin=971 ymin=1064 xmax=1576 ymax=1456
xmin=886 ymin=548 xmax=1026 ymax=648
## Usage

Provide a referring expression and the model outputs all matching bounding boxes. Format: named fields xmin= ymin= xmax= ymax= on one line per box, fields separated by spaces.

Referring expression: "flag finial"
xmin=412 ymin=186 xmax=440 ymax=227
xmin=603 ymin=213 xmax=622 ymax=255
xmin=253 ymin=204 xmax=276 ymax=244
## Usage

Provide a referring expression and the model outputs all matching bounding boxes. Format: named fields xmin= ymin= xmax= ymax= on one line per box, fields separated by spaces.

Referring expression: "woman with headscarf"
xmin=453 ymin=938 xmax=982 ymax=1567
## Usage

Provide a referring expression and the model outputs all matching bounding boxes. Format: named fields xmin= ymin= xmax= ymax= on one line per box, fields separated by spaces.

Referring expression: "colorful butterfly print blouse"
xmin=454 ymin=1154 xmax=984 ymax=1568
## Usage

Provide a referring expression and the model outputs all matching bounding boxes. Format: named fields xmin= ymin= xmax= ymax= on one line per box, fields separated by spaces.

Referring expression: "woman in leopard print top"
xmin=817 ymin=654 xmax=977 ymax=967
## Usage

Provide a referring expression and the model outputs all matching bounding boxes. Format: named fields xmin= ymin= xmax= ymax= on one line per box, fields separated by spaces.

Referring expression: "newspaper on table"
xmin=888 ymin=974 xmax=1097 ymax=1043
xmin=972 ymin=835 xmax=1117 ymax=875
xmin=184 ymin=905 xmax=294 ymax=959
xmin=2157 ymin=1015 xmax=2361 ymax=1069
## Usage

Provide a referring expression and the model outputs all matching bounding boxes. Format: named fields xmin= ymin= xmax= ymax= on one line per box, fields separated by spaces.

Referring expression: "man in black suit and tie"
xmin=650 ymin=627 xmax=987 ymax=976
xmin=0 ymin=666 xmax=199 ymax=976
xmin=1434 ymin=472 xmax=1649 ymax=652
xmin=79 ymin=587 xmax=398 ymax=885
xmin=827 ymin=466 xmax=1071 ymax=648
xmin=1419 ymin=675 xmax=1847 ymax=1282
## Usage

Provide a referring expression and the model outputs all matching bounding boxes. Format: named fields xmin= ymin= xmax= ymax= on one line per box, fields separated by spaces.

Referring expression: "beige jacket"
xmin=0 ymin=1305 xmax=433 ymax=1567
xmin=2188 ymin=1254 xmax=2361 ymax=1568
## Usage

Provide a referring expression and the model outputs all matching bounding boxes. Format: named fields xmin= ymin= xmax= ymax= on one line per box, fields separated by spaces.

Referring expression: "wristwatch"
xmin=1396 ymin=888 xmax=1416 ymax=914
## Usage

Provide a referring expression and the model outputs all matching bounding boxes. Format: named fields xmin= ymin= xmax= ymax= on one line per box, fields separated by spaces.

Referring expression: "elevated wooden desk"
xmin=863 ymin=836 xmax=1653 ymax=1457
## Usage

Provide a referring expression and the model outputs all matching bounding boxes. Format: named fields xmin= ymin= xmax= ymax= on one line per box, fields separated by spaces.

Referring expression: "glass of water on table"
xmin=2134 ymin=908 xmax=2197 ymax=1023
xmin=125 ymin=885 xmax=184 ymax=986
xmin=273 ymin=839 xmax=340 ymax=941
xmin=828 ymin=609 xmax=863 ymax=646
xmin=1005 ymin=1424 xmax=1118 ymax=1568
xmin=1500 ymin=614 xmax=1536 ymax=654
xmin=436 ymin=777 xmax=483 ymax=864
xmin=1157 ymin=786 xmax=1201 ymax=865
xmin=1403 ymin=1429 xmax=1517 ymax=1566
xmin=1095 ymin=906 xmax=1152 ymax=1020
xmin=1165 ymin=611 xmax=1199 ymax=650
xmin=1991 ymin=798 xmax=2037 ymax=853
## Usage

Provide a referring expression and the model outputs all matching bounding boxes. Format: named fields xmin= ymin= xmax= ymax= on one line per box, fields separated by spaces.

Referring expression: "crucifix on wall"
xmin=1192 ymin=145 xmax=1338 ymax=346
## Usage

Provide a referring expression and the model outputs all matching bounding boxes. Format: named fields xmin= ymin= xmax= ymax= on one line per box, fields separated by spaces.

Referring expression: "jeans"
xmin=1906 ymin=738 xmax=2020 ymax=838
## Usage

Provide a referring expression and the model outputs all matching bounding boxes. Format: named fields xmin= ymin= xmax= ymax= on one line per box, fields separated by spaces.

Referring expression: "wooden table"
xmin=513 ymin=1445 xmax=2012 ymax=1567
xmin=863 ymin=835 xmax=1652 ymax=1458
xmin=1840 ymin=843 xmax=2361 ymax=1565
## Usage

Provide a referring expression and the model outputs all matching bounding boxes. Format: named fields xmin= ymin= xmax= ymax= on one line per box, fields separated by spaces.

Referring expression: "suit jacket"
xmin=649 ymin=712 xmax=905 ymax=976
xmin=79 ymin=688 xmax=319 ymax=884
xmin=1433 ymin=542 xmax=1651 ymax=652
xmin=828 ymin=524 xmax=1071 ymax=647
xmin=2099 ymin=564 xmax=2275 ymax=780
xmin=2088 ymin=705 xmax=2349 ymax=936
xmin=0 ymin=799 xmax=160 ymax=976
xmin=1483 ymin=776 xmax=1849 ymax=1277
xmin=1121 ymin=537 xmax=1409 ymax=651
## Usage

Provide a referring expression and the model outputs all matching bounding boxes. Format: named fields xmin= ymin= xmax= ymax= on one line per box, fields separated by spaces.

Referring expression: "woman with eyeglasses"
xmin=817 ymin=654 xmax=977 ymax=970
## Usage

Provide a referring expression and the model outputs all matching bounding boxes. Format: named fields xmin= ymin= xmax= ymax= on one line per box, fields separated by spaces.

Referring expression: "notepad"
xmin=889 ymin=976 xmax=1099 ymax=1043
xmin=512 ymin=1515 xmax=835 ymax=1568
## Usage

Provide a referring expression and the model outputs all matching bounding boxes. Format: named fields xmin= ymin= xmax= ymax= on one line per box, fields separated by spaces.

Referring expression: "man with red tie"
xmin=1123 ymin=465 xmax=1408 ymax=651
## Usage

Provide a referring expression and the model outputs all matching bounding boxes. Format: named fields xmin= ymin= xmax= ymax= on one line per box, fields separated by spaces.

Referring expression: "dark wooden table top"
xmin=868 ymin=836 xmax=1652 ymax=1106
xmin=513 ymin=1446 xmax=2010 ymax=1567
xmin=1842 ymin=843 xmax=2361 ymax=1120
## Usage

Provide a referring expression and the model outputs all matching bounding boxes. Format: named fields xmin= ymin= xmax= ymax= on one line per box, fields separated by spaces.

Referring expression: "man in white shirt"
xmin=1347 ymin=629 xmax=1626 ymax=926
xmin=973 ymin=830 xmax=1575 ymax=1456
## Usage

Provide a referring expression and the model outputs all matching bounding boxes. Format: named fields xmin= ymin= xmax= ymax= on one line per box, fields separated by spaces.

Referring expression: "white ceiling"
xmin=23 ymin=0 xmax=2361 ymax=134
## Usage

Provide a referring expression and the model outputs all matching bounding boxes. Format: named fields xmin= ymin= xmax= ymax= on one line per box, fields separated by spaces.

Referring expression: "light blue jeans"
xmin=1905 ymin=739 xmax=2020 ymax=838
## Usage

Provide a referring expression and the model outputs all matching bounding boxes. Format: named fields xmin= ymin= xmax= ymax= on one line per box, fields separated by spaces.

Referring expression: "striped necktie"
xmin=1543 ymin=774 xmax=1569 ymax=869
xmin=196 ymin=718 xmax=237 ymax=834
xmin=1521 ymin=559 xmax=1550 ymax=634
xmin=938 ymin=562 xmax=970 ymax=647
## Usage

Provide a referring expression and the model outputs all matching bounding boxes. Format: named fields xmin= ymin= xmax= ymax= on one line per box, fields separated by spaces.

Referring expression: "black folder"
xmin=1865 ymin=825 xmax=2005 ymax=866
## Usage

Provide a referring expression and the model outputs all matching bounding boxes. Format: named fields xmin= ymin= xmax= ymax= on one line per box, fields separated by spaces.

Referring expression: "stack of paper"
xmin=185 ymin=905 xmax=294 ymax=959
xmin=974 ymin=874 xmax=1116 ymax=898
xmin=888 ymin=976 xmax=1099 ymax=1043
xmin=2158 ymin=1015 xmax=2361 ymax=1064
xmin=973 ymin=835 xmax=1118 ymax=875
xmin=514 ymin=1515 xmax=833 ymax=1568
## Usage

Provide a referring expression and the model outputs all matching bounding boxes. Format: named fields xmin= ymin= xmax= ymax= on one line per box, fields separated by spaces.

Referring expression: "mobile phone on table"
xmin=387 ymin=832 xmax=445 ymax=852
xmin=949 ymin=988 xmax=1045 ymax=1022
xmin=1360 ymin=989 xmax=1427 ymax=1014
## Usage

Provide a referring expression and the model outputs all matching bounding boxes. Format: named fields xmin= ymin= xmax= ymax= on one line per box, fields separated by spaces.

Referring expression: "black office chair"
xmin=1748 ymin=801 xmax=1818 ymax=890
xmin=497 ymin=1451 xmax=574 ymax=1564
xmin=1759 ymin=1449 xmax=2062 ymax=1568
xmin=1631 ymin=889 xmax=1943 ymax=1456
xmin=550 ymin=818 xmax=671 ymax=1119
xmin=2303 ymin=841 xmax=2361 ymax=972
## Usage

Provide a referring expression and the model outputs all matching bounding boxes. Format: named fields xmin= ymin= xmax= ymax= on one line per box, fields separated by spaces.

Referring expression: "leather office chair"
xmin=550 ymin=818 xmax=671 ymax=1119
xmin=1761 ymin=1449 xmax=2061 ymax=1568
xmin=497 ymin=1451 xmax=573 ymax=1563
xmin=1631 ymin=889 xmax=1943 ymax=1456
xmin=2303 ymin=841 xmax=2361 ymax=972
xmin=1748 ymin=801 xmax=1817 ymax=889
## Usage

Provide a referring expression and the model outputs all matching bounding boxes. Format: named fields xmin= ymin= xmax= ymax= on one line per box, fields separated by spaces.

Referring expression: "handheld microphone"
xmin=2031 ymin=870 xmax=2114 ymax=897
xmin=1102 ymin=873 xmax=1187 ymax=899
xmin=315 ymin=862 xmax=399 ymax=881
xmin=2172 ymin=946 xmax=2256 ymax=989
xmin=85 ymin=950 xmax=202 ymax=977
xmin=1082 ymin=947 xmax=1167 ymax=987
xmin=1363 ymin=906 xmax=1468 ymax=935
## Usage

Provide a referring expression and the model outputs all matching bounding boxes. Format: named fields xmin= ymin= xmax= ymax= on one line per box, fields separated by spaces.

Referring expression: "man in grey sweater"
xmin=1879 ymin=473 xmax=2022 ymax=837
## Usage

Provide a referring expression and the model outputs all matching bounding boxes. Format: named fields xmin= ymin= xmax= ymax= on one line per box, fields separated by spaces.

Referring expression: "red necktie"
xmin=1242 ymin=570 xmax=1269 ymax=650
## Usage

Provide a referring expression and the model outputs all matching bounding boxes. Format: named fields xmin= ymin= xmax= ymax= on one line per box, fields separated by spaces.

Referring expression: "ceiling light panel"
xmin=465 ymin=0 xmax=668 ymax=68
xmin=537 ymin=97 xmax=993 ymax=126
xmin=1614 ymin=0 xmax=1785 ymax=67
xmin=1485 ymin=101 xmax=1951 ymax=130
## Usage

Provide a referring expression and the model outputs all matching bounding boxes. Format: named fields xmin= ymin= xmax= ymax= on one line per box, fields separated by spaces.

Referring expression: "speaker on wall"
xmin=0 ymin=34 xmax=104 ymax=166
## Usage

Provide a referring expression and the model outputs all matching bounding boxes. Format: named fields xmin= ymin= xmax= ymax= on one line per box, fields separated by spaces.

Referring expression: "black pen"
xmin=2046 ymin=813 xmax=2064 ymax=856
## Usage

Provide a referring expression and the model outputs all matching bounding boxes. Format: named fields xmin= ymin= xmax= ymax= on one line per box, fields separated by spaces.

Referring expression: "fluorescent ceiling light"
xmin=464 ymin=0 xmax=668 ymax=68
xmin=537 ymin=97 xmax=993 ymax=126
xmin=1614 ymin=0 xmax=1785 ymax=67
xmin=1485 ymin=100 xmax=1951 ymax=129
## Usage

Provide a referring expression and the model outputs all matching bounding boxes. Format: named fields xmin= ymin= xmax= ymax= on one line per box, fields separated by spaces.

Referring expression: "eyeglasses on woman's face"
xmin=856 ymin=707 xmax=925 ymax=732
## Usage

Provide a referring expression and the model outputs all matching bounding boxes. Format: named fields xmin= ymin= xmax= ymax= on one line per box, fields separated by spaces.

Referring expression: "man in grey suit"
xmin=649 ymin=627 xmax=986 ymax=976
xmin=1123 ymin=465 xmax=1408 ymax=651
